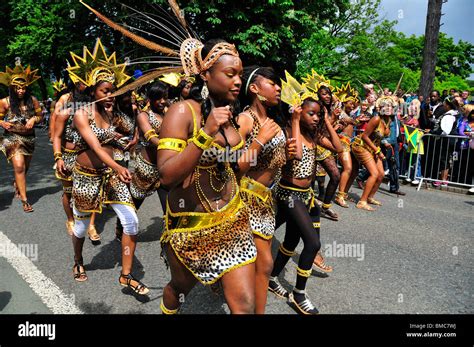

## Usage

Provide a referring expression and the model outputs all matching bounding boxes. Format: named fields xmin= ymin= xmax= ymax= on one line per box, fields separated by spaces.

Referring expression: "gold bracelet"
xmin=143 ymin=129 xmax=156 ymax=141
xmin=374 ymin=147 xmax=381 ymax=154
xmin=35 ymin=116 xmax=42 ymax=123
xmin=190 ymin=128 xmax=214 ymax=151
xmin=147 ymin=134 xmax=159 ymax=143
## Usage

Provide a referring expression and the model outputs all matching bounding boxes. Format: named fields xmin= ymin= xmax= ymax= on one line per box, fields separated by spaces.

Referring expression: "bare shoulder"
xmin=160 ymin=100 xmax=197 ymax=138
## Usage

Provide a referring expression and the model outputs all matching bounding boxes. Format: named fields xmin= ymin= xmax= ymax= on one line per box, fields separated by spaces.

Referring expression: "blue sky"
xmin=380 ymin=0 xmax=473 ymax=43
xmin=379 ymin=0 xmax=473 ymax=79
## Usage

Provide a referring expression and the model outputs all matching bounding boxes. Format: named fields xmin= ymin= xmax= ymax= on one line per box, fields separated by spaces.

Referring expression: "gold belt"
xmin=240 ymin=176 xmax=271 ymax=202
xmin=277 ymin=182 xmax=316 ymax=210
xmin=165 ymin=192 xmax=243 ymax=233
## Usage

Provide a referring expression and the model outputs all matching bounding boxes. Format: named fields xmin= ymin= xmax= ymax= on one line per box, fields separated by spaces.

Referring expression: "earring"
xmin=201 ymin=83 xmax=209 ymax=99
xmin=257 ymin=93 xmax=267 ymax=102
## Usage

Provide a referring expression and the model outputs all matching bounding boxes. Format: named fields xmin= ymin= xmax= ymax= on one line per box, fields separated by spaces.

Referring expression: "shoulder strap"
xmin=184 ymin=101 xmax=198 ymax=137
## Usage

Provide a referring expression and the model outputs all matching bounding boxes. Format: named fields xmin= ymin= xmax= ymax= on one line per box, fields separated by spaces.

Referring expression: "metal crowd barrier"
xmin=412 ymin=133 xmax=473 ymax=191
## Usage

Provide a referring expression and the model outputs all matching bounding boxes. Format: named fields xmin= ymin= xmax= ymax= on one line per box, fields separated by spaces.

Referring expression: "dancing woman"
xmin=115 ymin=82 xmax=170 ymax=242
xmin=52 ymin=76 xmax=89 ymax=236
xmin=156 ymin=39 xmax=257 ymax=314
xmin=236 ymin=66 xmax=298 ymax=313
xmin=0 ymin=64 xmax=43 ymax=212
xmin=351 ymin=96 xmax=393 ymax=210
xmin=67 ymin=39 xmax=148 ymax=295
xmin=269 ymin=92 xmax=323 ymax=315
xmin=330 ymin=84 xmax=359 ymax=209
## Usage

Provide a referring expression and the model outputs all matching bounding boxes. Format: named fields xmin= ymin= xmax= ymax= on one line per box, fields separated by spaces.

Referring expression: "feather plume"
xmin=80 ymin=0 xmax=178 ymax=56
xmin=109 ymin=66 xmax=183 ymax=98
xmin=168 ymin=0 xmax=188 ymax=30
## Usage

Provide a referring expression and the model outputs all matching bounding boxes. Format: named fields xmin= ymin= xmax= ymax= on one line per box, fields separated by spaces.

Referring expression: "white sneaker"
xmin=468 ymin=187 xmax=474 ymax=194
xmin=411 ymin=179 xmax=420 ymax=185
xmin=384 ymin=169 xmax=390 ymax=176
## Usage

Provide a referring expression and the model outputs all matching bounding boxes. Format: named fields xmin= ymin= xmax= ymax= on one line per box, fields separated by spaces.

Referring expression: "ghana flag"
xmin=403 ymin=124 xmax=424 ymax=154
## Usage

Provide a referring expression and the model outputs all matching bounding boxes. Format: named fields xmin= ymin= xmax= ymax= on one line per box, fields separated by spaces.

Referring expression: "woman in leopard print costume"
xmin=116 ymin=82 xmax=169 ymax=241
xmin=0 ymin=64 xmax=43 ymax=213
xmin=67 ymin=39 xmax=149 ymax=295
xmin=270 ymin=97 xmax=324 ymax=315
xmin=236 ymin=66 xmax=298 ymax=314
xmin=157 ymin=39 xmax=257 ymax=314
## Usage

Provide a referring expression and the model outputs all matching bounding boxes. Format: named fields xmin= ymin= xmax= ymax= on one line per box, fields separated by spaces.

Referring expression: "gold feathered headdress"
xmin=52 ymin=78 xmax=67 ymax=93
xmin=67 ymin=38 xmax=131 ymax=88
xmin=80 ymin=0 xmax=239 ymax=97
xmin=302 ymin=69 xmax=334 ymax=93
xmin=0 ymin=64 xmax=41 ymax=88
xmin=280 ymin=71 xmax=318 ymax=107
xmin=334 ymin=82 xmax=359 ymax=103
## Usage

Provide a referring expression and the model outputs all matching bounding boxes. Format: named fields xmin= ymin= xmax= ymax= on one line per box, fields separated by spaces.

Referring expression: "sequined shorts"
xmin=351 ymin=139 xmax=376 ymax=165
xmin=0 ymin=132 xmax=35 ymax=161
xmin=339 ymin=133 xmax=352 ymax=153
xmin=161 ymin=193 xmax=257 ymax=285
xmin=240 ymin=176 xmax=275 ymax=240
xmin=130 ymin=151 xmax=160 ymax=200
xmin=72 ymin=163 xmax=135 ymax=216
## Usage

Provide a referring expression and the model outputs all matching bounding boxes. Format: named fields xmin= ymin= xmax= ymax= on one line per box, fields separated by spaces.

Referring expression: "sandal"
xmin=313 ymin=251 xmax=333 ymax=273
xmin=321 ymin=205 xmax=339 ymax=221
xmin=334 ymin=192 xmax=348 ymax=208
xmin=87 ymin=224 xmax=101 ymax=243
xmin=119 ymin=273 xmax=149 ymax=295
xmin=288 ymin=291 xmax=319 ymax=315
xmin=21 ymin=200 xmax=34 ymax=213
xmin=73 ymin=264 xmax=88 ymax=282
xmin=367 ymin=197 xmax=382 ymax=206
xmin=356 ymin=201 xmax=375 ymax=211
xmin=268 ymin=277 xmax=289 ymax=299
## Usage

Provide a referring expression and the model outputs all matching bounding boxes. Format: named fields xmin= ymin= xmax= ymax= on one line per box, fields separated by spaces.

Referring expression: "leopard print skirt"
xmin=72 ymin=163 xmax=135 ymax=215
xmin=55 ymin=148 xmax=78 ymax=182
xmin=161 ymin=193 xmax=257 ymax=285
xmin=240 ymin=176 xmax=275 ymax=240
xmin=130 ymin=151 xmax=160 ymax=200
xmin=0 ymin=132 xmax=35 ymax=161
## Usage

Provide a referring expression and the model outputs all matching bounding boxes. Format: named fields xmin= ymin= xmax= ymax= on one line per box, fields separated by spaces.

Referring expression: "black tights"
xmin=319 ymin=156 xmax=340 ymax=205
xmin=271 ymin=198 xmax=321 ymax=291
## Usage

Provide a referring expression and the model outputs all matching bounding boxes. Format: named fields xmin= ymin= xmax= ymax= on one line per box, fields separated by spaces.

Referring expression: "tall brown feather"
xmin=168 ymin=0 xmax=188 ymax=30
xmin=80 ymin=1 xmax=178 ymax=57
xmin=109 ymin=67 xmax=184 ymax=99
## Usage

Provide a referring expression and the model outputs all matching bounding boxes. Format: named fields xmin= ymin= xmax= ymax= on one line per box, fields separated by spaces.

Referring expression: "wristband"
xmin=190 ymin=128 xmax=214 ymax=150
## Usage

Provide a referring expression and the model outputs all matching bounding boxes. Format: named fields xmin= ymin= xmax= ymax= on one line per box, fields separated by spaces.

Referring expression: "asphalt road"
xmin=0 ymin=129 xmax=472 ymax=314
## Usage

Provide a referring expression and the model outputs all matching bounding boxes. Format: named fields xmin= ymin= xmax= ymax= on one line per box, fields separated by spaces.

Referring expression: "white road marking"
xmin=0 ymin=231 xmax=83 ymax=314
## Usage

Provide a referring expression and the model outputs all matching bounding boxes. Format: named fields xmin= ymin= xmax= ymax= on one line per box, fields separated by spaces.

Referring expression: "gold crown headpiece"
xmin=302 ymin=69 xmax=334 ymax=93
xmin=280 ymin=71 xmax=318 ymax=107
xmin=334 ymin=82 xmax=359 ymax=103
xmin=80 ymin=1 xmax=239 ymax=98
xmin=67 ymin=38 xmax=131 ymax=88
xmin=0 ymin=64 xmax=41 ymax=88
xmin=52 ymin=78 xmax=67 ymax=93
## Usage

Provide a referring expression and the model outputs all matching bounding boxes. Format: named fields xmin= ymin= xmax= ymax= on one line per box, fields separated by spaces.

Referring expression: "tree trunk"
xmin=419 ymin=0 xmax=443 ymax=100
